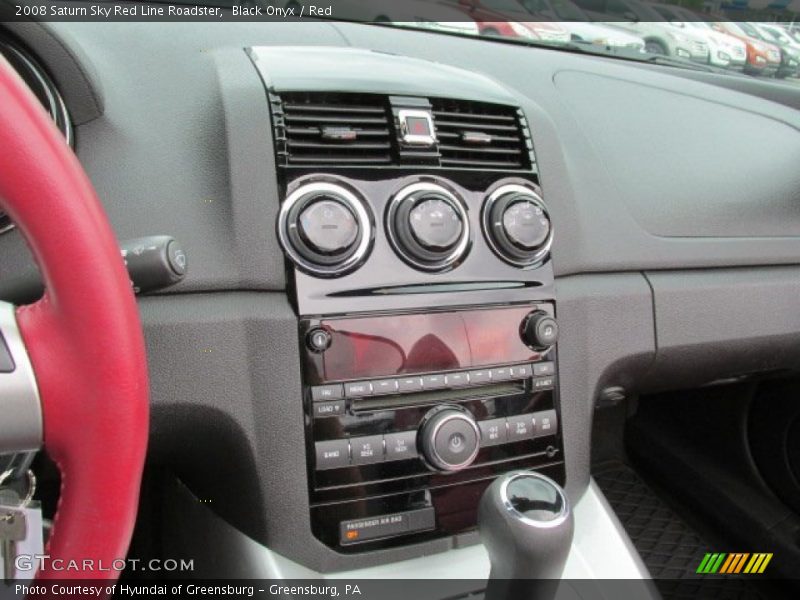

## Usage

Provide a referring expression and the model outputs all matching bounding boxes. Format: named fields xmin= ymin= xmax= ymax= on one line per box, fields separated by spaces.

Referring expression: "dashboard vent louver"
xmin=272 ymin=92 xmax=393 ymax=166
xmin=430 ymin=99 xmax=531 ymax=170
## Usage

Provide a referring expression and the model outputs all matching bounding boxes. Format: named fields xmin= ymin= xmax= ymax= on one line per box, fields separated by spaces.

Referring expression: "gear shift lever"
xmin=479 ymin=471 xmax=574 ymax=600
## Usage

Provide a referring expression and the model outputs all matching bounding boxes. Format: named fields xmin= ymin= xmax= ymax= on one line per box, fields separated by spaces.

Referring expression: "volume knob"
xmin=419 ymin=406 xmax=481 ymax=472
xmin=522 ymin=311 xmax=558 ymax=351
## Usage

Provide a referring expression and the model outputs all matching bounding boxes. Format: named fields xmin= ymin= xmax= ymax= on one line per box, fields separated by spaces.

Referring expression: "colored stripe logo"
xmin=697 ymin=553 xmax=773 ymax=574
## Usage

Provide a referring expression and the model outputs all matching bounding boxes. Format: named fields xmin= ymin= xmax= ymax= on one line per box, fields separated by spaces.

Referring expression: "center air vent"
xmin=269 ymin=92 xmax=533 ymax=171
xmin=272 ymin=92 xmax=392 ymax=166
xmin=431 ymin=99 xmax=531 ymax=170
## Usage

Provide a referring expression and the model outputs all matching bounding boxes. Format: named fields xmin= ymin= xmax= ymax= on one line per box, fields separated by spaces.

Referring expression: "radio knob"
xmin=522 ymin=311 xmax=559 ymax=351
xmin=419 ymin=406 xmax=481 ymax=472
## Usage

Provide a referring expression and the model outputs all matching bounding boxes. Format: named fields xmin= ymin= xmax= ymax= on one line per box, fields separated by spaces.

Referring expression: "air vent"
xmin=272 ymin=92 xmax=393 ymax=166
xmin=431 ymin=99 xmax=531 ymax=170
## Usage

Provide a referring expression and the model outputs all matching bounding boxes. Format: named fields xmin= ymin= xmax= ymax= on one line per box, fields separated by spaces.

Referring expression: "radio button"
xmin=490 ymin=367 xmax=512 ymax=381
xmin=345 ymin=381 xmax=373 ymax=397
xmin=306 ymin=328 xmax=332 ymax=353
xmin=371 ymin=379 xmax=399 ymax=395
xmin=507 ymin=414 xmax=535 ymax=441
xmin=533 ymin=409 xmax=558 ymax=437
xmin=422 ymin=374 xmax=447 ymax=390
xmin=434 ymin=419 xmax=479 ymax=467
xmin=311 ymin=384 xmax=344 ymax=402
xmin=313 ymin=400 xmax=345 ymax=418
xmin=385 ymin=431 xmax=418 ymax=461
xmin=479 ymin=418 xmax=508 ymax=446
xmin=446 ymin=372 xmax=470 ymax=387
xmin=532 ymin=376 xmax=555 ymax=391
xmin=469 ymin=369 xmax=492 ymax=385
xmin=510 ymin=364 xmax=532 ymax=379
xmin=315 ymin=440 xmax=350 ymax=470
xmin=397 ymin=376 xmax=424 ymax=392
xmin=533 ymin=362 xmax=555 ymax=377
xmin=351 ymin=435 xmax=384 ymax=465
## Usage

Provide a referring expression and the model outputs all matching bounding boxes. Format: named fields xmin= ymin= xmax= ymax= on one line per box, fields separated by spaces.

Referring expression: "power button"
xmin=306 ymin=328 xmax=332 ymax=353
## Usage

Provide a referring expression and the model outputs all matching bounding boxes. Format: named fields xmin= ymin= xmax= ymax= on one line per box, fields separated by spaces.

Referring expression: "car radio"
xmin=300 ymin=303 xmax=564 ymax=552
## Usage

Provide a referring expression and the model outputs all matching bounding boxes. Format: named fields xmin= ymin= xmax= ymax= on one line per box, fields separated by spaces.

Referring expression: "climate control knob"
xmin=483 ymin=184 xmax=552 ymax=268
xmin=409 ymin=198 xmax=463 ymax=250
xmin=278 ymin=181 xmax=373 ymax=277
xmin=419 ymin=406 xmax=481 ymax=472
xmin=387 ymin=182 xmax=470 ymax=272
xmin=298 ymin=199 xmax=359 ymax=254
xmin=522 ymin=311 xmax=559 ymax=351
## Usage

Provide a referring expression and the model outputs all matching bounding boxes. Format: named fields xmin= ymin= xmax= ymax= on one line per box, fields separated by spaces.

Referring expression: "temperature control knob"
xmin=522 ymin=311 xmax=559 ymax=351
xmin=409 ymin=198 xmax=463 ymax=250
xmin=298 ymin=199 xmax=359 ymax=255
xmin=483 ymin=184 xmax=552 ymax=268
xmin=419 ymin=406 xmax=480 ymax=472
xmin=387 ymin=182 xmax=470 ymax=272
xmin=278 ymin=181 xmax=373 ymax=277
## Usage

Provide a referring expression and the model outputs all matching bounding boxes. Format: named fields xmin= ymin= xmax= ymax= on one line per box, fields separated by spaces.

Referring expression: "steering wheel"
xmin=0 ymin=57 xmax=149 ymax=579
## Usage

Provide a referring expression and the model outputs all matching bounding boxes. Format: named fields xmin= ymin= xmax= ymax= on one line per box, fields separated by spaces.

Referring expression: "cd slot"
xmin=351 ymin=381 xmax=524 ymax=412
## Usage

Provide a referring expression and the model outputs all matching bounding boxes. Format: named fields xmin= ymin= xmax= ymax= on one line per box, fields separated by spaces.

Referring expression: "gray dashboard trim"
xmin=555 ymin=273 xmax=656 ymax=498
xmin=248 ymin=46 xmax=520 ymax=105
xmin=643 ymin=266 xmax=800 ymax=392
xmin=1 ymin=19 xmax=104 ymax=125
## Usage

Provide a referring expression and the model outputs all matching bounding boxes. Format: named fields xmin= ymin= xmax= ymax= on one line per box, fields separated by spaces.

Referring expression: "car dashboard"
xmin=1 ymin=14 xmax=800 ymax=582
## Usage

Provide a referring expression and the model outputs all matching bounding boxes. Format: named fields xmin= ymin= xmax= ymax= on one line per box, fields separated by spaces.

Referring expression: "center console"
xmin=251 ymin=46 xmax=563 ymax=556
xmin=302 ymin=304 xmax=563 ymax=551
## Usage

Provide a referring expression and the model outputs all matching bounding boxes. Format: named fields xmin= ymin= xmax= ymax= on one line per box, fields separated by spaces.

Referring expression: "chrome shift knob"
xmin=479 ymin=471 xmax=574 ymax=600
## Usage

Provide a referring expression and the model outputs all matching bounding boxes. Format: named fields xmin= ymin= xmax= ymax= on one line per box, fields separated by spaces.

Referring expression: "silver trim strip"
xmin=499 ymin=471 xmax=570 ymax=529
xmin=482 ymin=183 xmax=553 ymax=269
xmin=0 ymin=302 xmax=42 ymax=455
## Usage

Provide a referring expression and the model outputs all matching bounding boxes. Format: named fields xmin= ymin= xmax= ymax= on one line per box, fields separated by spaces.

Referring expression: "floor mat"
xmin=594 ymin=461 xmax=764 ymax=600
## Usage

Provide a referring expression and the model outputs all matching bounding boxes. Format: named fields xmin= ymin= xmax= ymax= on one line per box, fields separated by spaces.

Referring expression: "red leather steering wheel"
xmin=0 ymin=57 xmax=148 ymax=579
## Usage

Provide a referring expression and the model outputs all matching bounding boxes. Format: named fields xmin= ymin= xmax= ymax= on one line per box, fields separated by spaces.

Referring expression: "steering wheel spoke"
xmin=0 ymin=301 xmax=42 ymax=458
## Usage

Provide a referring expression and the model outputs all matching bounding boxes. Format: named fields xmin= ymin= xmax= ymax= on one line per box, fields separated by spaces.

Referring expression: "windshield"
xmin=737 ymin=22 xmax=761 ymax=39
xmin=154 ymin=0 xmax=800 ymax=83
xmin=761 ymin=25 xmax=791 ymax=45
